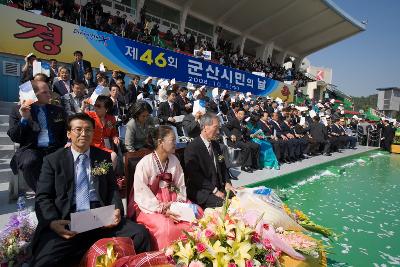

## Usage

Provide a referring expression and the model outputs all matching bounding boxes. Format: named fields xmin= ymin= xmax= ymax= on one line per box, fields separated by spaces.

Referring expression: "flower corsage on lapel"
xmin=91 ymin=160 xmax=113 ymax=176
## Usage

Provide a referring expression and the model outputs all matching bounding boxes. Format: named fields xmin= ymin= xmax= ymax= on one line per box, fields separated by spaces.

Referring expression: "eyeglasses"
xmin=70 ymin=128 xmax=93 ymax=135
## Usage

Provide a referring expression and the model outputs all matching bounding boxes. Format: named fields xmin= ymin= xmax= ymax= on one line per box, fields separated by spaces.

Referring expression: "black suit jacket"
xmin=158 ymin=101 xmax=181 ymax=124
xmin=225 ymin=116 xmax=250 ymax=143
xmin=70 ymin=59 xmax=92 ymax=82
xmin=309 ymin=122 xmax=328 ymax=142
xmin=52 ymin=79 xmax=71 ymax=96
xmin=33 ymin=146 xmax=123 ymax=246
xmin=127 ymin=84 xmax=141 ymax=103
xmin=182 ymin=113 xmax=201 ymax=138
xmin=184 ymin=136 xmax=230 ymax=205
xmin=8 ymin=104 xmax=68 ymax=174
xmin=175 ymin=95 xmax=191 ymax=114
xmin=281 ymin=121 xmax=294 ymax=135
xmin=331 ymin=124 xmax=344 ymax=136
xmin=258 ymin=120 xmax=274 ymax=137
xmin=270 ymin=120 xmax=284 ymax=138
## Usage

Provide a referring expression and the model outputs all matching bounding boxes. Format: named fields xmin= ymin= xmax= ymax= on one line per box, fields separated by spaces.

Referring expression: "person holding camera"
xmin=20 ymin=53 xmax=37 ymax=84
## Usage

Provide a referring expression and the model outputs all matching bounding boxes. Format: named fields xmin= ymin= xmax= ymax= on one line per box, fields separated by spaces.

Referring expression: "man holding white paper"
xmin=31 ymin=113 xmax=150 ymax=267
xmin=8 ymin=81 xmax=67 ymax=192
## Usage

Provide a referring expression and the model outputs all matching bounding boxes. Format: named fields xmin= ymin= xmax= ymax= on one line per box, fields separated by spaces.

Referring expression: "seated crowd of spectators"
xmin=10 ymin=48 xmax=400 ymax=266
xmin=9 ymin=0 xmax=312 ymax=85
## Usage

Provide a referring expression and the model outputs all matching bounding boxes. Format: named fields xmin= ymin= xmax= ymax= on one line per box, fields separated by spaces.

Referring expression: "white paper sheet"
xmin=173 ymin=115 xmax=185 ymax=123
xmin=19 ymin=81 xmax=38 ymax=104
xmin=70 ymin=205 xmax=115 ymax=233
xmin=169 ymin=202 xmax=196 ymax=222
xmin=300 ymin=117 xmax=306 ymax=126
xmin=89 ymin=85 xmax=109 ymax=104
xmin=192 ymin=100 xmax=206 ymax=115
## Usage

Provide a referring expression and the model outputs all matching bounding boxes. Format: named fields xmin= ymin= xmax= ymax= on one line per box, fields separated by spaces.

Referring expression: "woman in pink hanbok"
xmin=128 ymin=126 xmax=201 ymax=250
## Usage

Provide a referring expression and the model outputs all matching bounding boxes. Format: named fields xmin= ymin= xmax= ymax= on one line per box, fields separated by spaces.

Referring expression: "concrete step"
xmin=0 ymin=115 xmax=9 ymax=124
xmin=0 ymin=108 xmax=13 ymax=116
xmin=0 ymin=145 xmax=15 ymax=159
xmin=0 ymin=169 xmax=13 ymax=182
xmin=0 ymin=134 xmax=13 ymax=145
xmin=0 ymin=126 xmax=9 ymax=133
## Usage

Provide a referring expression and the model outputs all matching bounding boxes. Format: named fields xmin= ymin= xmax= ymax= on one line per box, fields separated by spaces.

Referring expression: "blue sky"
xmin=308 ymin=0 xmax=400 ymax=97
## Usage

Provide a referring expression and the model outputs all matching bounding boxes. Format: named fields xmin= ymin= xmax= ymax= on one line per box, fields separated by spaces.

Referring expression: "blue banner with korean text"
xmin=80 ymin=26 xmax=293 ymax=101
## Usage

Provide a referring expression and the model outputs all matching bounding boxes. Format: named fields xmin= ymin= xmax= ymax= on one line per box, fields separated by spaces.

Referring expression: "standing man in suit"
xmin=71 ymin=50 xmax=92 ymax=83
xmin=381 ymin=119 xmax=396 ymax=152
xmin=8 ymin=81 xmax=68 ymax=192
xmin=52 ymin=67 xmax=71 ymax=96
xmin=49 ymin=59 xmax=58 ymax=85
xmin=184 ymin=112 xmax=235 ymax=208
xmin=31 ymin=113 xmax=150 ymax=267
xmin=127 ymin=75 xmax=141 ymax=104
xmin=158 ymin=90 xmax=182 ymax=133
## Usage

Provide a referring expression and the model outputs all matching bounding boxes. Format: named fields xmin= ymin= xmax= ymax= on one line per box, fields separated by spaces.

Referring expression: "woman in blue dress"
xmin=247 ymin=115 xmax=280 ymax=170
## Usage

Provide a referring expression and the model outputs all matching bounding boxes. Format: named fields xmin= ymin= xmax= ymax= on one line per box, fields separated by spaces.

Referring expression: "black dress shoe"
xmin=241 ymin=166 xmax=253 ymax=173
xmin=227 ymin=168 xmax=239 ymax=180
xmin=325 ymin=153 xmax=332 ymax=156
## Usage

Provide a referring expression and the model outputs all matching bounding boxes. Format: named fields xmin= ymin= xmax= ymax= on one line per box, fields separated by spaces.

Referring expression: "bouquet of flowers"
xmin=166 ymin=197 xmax=326 ymax=267
xmin=166 ymin=204 xmax=282 ymax=267
xmin=0 ymin=212 xmax=36 ymax=266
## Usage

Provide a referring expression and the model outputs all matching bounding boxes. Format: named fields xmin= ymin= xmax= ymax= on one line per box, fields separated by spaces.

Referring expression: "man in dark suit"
xmin=330 ymin=118 xmax=347 ymax=150
xmin=270 ymin=112 xmax=297 ymax=162
xmin=83 ymin=68 xmax=97 ymax=95
xmin=158 ymin=90 xmax=182 ymax=133
xmin=339 ymin=119 xmax=357 ymax=149
xmin=70 ymin=50 xmax=92 ymax=82
xmin=282 ymin=116 xmax=309 ymax=158
xmin=182 ymin=110 xmax=203 ymax=138
xmin=8 ymin=81 xmax=68 ymax=192
xmin=309 ymin=116 xmax=331 ymax=156
xmin=49 ymin=59 xmax=58 ymax=85
xmin=184 ymin=112 xmax=235 ymax=209
xmin=225 ymin=109 xmax=260 ymax=172
xmin=31 ymin=113 xmax=150 ymax=267
xmin=381 ymin=119 xmax=395 ymax=152
xmin=61 ymin=81 xmax=88 ymax=116
xmin=127 ymin=75 xmax=141 ymax=103
xmin=175 ymin=87 xmax=192 ymax=114
xmin=52 ymin=67 xmax=71 ymax=96
xmin=258 ymin=111 xmax=287 ymax=163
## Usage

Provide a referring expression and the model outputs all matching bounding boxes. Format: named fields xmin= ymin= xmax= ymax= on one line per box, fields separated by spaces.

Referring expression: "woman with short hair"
xmin=124 ymin=101 xmax=154 ymax=152
xmin=85 ymin=95 xmax=119 ymax=168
